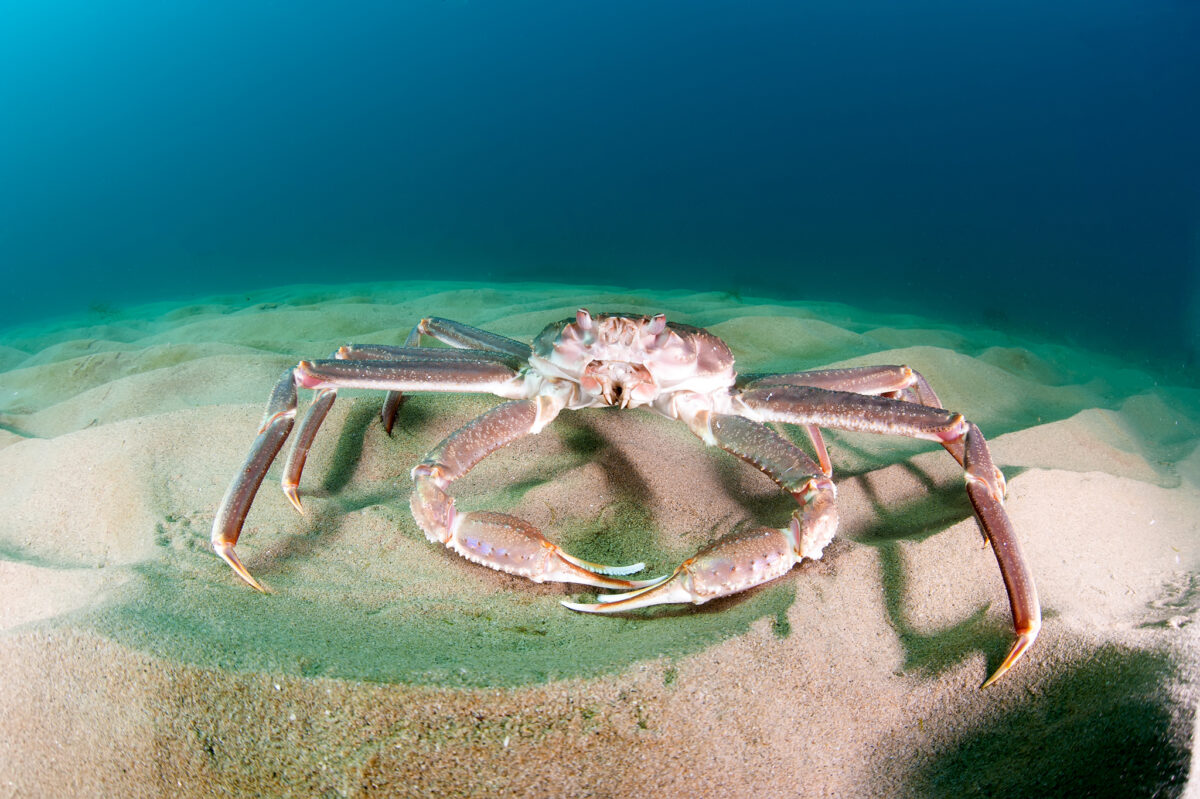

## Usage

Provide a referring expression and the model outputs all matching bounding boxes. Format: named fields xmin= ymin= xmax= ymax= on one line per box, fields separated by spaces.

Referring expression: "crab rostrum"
xmin=213 ymin=310 xmax=1040 ymax=686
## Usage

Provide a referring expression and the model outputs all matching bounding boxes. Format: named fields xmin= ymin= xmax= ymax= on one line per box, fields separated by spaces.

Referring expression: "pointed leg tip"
xmin=980 ymin=629 xmax=1037 ymax=689
xmin=380 ymin=397 xmax=401 ymax=436
xmin=236 ymin=567 xmax=270 ymax=594
xmin=980 ymin=668 xmax=1007 ymax=690
xmin=214 ymin=543 xmax=270 ymax=593
xmin=282 ymin=484 xmax=304 ymax=514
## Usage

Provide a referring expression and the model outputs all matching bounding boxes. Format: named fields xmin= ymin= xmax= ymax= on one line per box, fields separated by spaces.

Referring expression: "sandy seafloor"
xmin=0 ymin=280 xmax=1198 ymax=797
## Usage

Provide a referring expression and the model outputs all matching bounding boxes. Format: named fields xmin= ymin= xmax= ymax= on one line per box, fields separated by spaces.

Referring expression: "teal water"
xmin=1 ymin=1 xmax=1197 ymax=370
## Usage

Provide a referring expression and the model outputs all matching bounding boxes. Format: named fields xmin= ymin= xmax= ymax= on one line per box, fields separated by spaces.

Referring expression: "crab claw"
xmin=554 ymin=549 xmax=648 ymax=578
xmin=563 ymin=526 xmax=801 ymax=614
xmin=511 ymin=540 xmax=661 ymax=590
xmin=428 ymin=506 xmax=662 ymax=591
xmin=562 ymin=569 xmax=696 ymax=613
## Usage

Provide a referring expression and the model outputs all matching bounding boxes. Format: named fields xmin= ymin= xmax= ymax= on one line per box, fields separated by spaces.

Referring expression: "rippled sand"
xmin=1 ymin=280 xmax=1197 ymax=796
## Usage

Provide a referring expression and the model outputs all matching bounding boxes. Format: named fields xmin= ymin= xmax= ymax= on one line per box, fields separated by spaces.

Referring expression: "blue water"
xmin=1 ymin=1 xmax=1197 ymax=369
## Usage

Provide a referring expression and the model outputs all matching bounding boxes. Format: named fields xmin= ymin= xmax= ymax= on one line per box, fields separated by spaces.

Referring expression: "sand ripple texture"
xmin=1 ymin=281 xmax=1198 ymax=797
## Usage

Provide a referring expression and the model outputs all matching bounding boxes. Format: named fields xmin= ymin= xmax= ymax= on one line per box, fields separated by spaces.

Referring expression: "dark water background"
xmin=2 ymin=1 xmax=1197 ymax=372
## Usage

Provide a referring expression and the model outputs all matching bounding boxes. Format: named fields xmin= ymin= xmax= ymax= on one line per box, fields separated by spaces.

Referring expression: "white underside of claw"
xmin=561 ymin=571 xmax=696 ymax=613
xmin=555 ymin=549 xmax=646 ymax=577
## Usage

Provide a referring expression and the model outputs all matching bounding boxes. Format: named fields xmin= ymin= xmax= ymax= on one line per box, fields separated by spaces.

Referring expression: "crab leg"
xmin=411 ymin=397 xmax=652 ymax=589
xmin=379 ymin=317 xmax=533 ymax=434
xmin=211 ymin=368 xmax=297 ymax=592
xmin=337 ymin=344 xmax=523 ymax=365
xmin=415 ymin=317 xmax=531 ymax=358
xmin=741 ymin=364 xmax=943 ymax=407
xmin=279 ymin=347 xmax=520 ymax=512
xmin=737 ymin=384 xmax=1040 ymax=686
xmin=565 ymin=412 xmax=837 ymax=610
xmin=280 ymin=388 xmax=336 ymax=512
xmin=337 ymin=342 xmax=523 ymax=434
xmin=211 ymin=355 xmax=523 ymax=591
xmin=293 ymin=357 xmax=522 ymax=393
xmin=740 ymin=365 xmax=945 ymax=475
xmin=962 ymin=421 xmax=1039 ymax=687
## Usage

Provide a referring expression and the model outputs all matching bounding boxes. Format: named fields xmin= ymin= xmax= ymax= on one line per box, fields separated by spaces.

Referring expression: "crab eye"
xmin=647 ymin=314 xmax=667 ymax=335
xmin=576 ymin=309 xmax=593 ymax=330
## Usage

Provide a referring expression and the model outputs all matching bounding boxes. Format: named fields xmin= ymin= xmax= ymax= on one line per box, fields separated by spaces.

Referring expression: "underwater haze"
xmin=5 ymin=5 xmax=1200 ymax=793
xmin=1 ymin=0 xmax=1198 ymax=371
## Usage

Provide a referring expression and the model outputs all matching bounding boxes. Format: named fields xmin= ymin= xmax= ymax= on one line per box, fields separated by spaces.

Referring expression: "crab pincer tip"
xmin=560 ymin=575 xmax=692 ymax=614
xmin=554 ymin=549 xmax=646 ymax=578
xmin=561 ymin=599 xmax=607 ymax=613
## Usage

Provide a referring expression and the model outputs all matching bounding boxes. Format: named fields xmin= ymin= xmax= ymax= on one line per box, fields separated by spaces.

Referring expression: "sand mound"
xmin=1 ymin=281 xmax=1197 ymax=797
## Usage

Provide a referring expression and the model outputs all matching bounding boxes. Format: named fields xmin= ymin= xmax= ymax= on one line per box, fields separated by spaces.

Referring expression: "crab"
xmin=212 ymin=310 xmax=1040 ymax=686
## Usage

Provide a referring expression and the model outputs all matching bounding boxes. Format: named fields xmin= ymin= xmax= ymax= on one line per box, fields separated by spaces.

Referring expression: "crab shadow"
xmin=905 ymin=644 xmax=1191 ymax=796
xmin=83 ymin=397 xmax=800 ymax=687
xmin=843 ymin=454 xmax=1035 ymax=680
xmin=248 ymin=398 xmax=664 ymax=583
xmin=249 ymin=398 xmax=406 ymax=578
xmin=320 ymin=397 xmax=386 ymax=496
xmin=219 ymin=393 xmax=1037 ymax=685
xmin=710 ymin=423 xmax=1038 ymax=682
xmin=551 ymin=412 xmax=683 ymax=572
xmin=118 ymin=386 xmax=1047 ymax=688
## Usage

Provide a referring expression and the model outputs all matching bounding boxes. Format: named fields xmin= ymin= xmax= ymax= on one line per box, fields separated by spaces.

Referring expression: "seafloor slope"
xmin=0 ymin=281 xmax=1197 ymax=796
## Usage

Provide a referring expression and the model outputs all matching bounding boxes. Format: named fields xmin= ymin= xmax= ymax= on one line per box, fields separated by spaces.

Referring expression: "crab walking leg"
xmin=410 ymin=317 xmax=532 ymax=359
xmin=746 ymin=365 xmax=965 ymax=468
xmin=280 ymin=388 xmax=337 ymax=513
xmin=963 ymin=422 xmax=1040 ymax=688
xmin=336 ymin=344 xmax=523 ymax=365
xmin=382 ymin=323 xmax=422 ymax=434
xmin=379 ymin=317 xmax=533 ymax=434
xmin=337 ymin=342 xmax=523 ymax=434
xmin=410 ymin=398 xmax=652 ymax=589
xmin=212 ymin=356 xmax=523 ymax=591
xmin=738 ymin=383 xmax=1001 ymax=500
xmin=742 ymin=364 xmax=944 ymax=407
xmin=211 ymin=369 xmax=298 ymax=592
xmin=741 ymin=365 xmax=947 ymax=475
xmin=293 ymin=357 xmax=522 ymax=393
xmin=279 ymin=348 xmax=524 ymax=512
xmin=738 ymin=384 xmax=1040 ymax=685
xmin=565 ymin=412 xmax=838 ymax=613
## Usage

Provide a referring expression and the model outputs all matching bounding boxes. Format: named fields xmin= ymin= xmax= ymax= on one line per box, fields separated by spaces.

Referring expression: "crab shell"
xmin=527 ymin=309 xmax=737 ymax=411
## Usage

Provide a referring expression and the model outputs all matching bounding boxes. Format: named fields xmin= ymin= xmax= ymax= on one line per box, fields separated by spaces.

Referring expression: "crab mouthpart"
xmin=583 ymin=361 xmax=657 ymax=408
